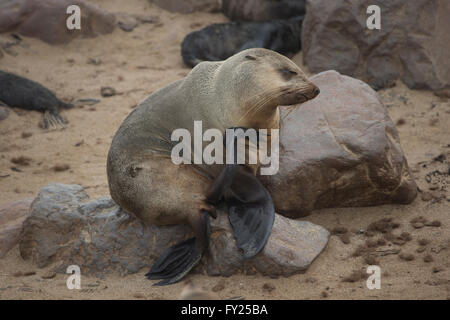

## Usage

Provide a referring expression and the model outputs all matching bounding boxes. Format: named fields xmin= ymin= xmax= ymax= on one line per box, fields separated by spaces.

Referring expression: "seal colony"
xmin=0 ymin=70 xmax=73 ymax=129
xmin=107 ymin=48 xmax=320 ymax=285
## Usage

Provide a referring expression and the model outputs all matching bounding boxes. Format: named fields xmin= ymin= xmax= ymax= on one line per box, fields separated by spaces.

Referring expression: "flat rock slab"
xmin=0 ymin=0 xmax=115 ymax=44
xmin=0 ymin=198 xmax=33 ymax=258
xmin=19 ymin=184 xmax=329 ymax=277
xmin=261 ymin=70 xmax=417 ymax=218
xmin=301 ymin=0 xmax=450 ymax=91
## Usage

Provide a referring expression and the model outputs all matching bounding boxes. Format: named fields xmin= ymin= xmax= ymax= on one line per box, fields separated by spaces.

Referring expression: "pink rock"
xmin=261 ymin=70 xmax=417 ymax=217
xmin=302 ymin=0 xmax=450 ymax=91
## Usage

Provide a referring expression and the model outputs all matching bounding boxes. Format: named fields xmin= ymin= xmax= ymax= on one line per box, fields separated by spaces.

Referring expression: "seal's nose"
xmin=313 ymin=88 xmax=320 ymax=98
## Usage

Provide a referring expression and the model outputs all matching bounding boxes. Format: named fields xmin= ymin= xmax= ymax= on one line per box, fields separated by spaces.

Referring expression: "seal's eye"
xmin=280 ymin=69 xmax=297 ymax=76
xmin=245 ymin=55 xmax=257 ymax=60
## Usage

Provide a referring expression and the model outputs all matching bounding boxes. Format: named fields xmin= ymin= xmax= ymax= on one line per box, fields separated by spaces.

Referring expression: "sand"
xmin=0 ymin=0 xmax=449 ymax=300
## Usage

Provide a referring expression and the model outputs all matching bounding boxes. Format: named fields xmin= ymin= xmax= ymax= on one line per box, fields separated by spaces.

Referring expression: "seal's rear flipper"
xmin=208 ymin=164 xmax=275 ymax=258
xmin=145 ymin=211 xmax=210 ymax=286
xmin=44 ymin=110 xmax=66 ymax=129
xmin=228 ymin=167 xmax=275 ymax=258
xmin=229 ymin=196 xmax=274 ymax=258
xmin=145 ymin=237 xmax=200 ymax=286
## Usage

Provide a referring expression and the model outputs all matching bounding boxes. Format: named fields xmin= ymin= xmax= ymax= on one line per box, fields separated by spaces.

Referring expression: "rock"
xmin=260 ymin=70 xmax=417 ymax=218
xmin=134 ymin=15 xmax=160 ymax=25
xmin=0 ymin=105 xmax=9 ymax=121
xmin=0 ymin=0 xmax=116 ymax=45
xmin=302 ymin=0 xmax=450 ymax=91
xmin=117 ymin=14 xmax=138 ymax=32
xmin=41 ymin=271 xmax=56 ymax=279
xmin=19 ymin=184 xmax=329 ymax=277
xmin=0 ymin=34 xmax=21 ymax=51
xmin=0 ymin=199 xmax=33 ymax=258
xmin=205 ymin=206 xmax=329 ymax=276
xmin=149 ymin=0 xmax=222 ymax=14
xmin=222 ymin=0 xmax=306 ymax=21
xmin=100 ymin=86 xmax=116 ymax=97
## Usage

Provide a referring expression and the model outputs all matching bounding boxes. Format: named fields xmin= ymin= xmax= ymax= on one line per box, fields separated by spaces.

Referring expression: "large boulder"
xmin=222 ymin=0 xmax=306 ymax=21
xmin=19 ymin=184 xmax=329 ymax=277
xmin=0 ymin=0 xmax=115 ymax=45
xmin=260 ymin=70 xmax=417 ymax=218
xmin=0 ymin=199 xmax=33 ymax=258
xmin=149 ymin=0 xmax=222 ymax=14
xmin=302 ymin=0 xmax=450 ymax=92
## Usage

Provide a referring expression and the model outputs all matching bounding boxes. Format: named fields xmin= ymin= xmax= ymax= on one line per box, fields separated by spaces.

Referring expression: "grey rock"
xmin=149 ymin=0 xmax=222 ymax=14
xmin=100 ymin=86 xmax=116 ymax=97
xmin=0 ymin=0 xmax=116 ymax=45
xmin=261 ymin=70 xmax=418 ymax=218
xmin=117 ymin=14 xmax=138 ymax=32
xmin=302 ymin=0 xmax=450 ymax=91
xmin=205 ymin=211 xmax=329 ymax=276
xmin=19 ymin=184 xmax=329 ymax=277
xmin=0 ymin=198 xmax=33 ymax=258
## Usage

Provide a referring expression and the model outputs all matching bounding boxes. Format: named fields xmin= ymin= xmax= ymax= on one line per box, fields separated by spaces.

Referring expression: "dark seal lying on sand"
xmin=0 ymin=70 xmax=73 ymax=128
xmin=222 ymin=0 xmax=306 ymax=22
xmin=181 ymin=16 xmax=304 ymax=67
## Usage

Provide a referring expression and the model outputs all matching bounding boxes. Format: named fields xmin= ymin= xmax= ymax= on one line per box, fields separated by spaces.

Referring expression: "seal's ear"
xmin=245 ymin=55 xmax=257 ymax=61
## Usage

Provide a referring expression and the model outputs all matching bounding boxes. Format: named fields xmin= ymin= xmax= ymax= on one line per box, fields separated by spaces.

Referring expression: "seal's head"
xmin=215 ymin=48 xmax=319 ymax=126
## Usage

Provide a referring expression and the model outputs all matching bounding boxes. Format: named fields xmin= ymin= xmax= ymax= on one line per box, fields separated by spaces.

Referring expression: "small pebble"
xmin=262 ymin=283 xmax=275 ymax=293
xmin=101 ymin=86 xmax=116 ymax=97
xmin=212 ymin=279 xmax=226 ymax=292
xmin=41 ymin=271 xmax=56 ymax=279
xmin=399 ymin=253 xmax=415 ymax=261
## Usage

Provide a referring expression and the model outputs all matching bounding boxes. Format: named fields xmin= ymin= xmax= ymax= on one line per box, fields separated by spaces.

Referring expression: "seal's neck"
xmin=235 ymin=97 xmax=280 ymax=130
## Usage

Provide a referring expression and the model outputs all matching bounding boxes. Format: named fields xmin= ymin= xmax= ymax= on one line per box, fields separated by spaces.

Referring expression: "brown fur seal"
xmin=107 ymin=48 xmax=319 ymax=285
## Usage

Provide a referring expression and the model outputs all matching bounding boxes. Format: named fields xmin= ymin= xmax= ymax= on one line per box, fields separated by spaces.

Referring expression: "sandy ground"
xmin=0 ymin=0 xmax=449 ymax=300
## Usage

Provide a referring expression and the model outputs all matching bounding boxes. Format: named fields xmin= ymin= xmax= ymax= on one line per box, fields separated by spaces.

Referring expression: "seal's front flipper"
xmin=227 ymin=166 xmax=275 ymax=258
xmin=145 ymin=211 xmax=210 ymax=286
